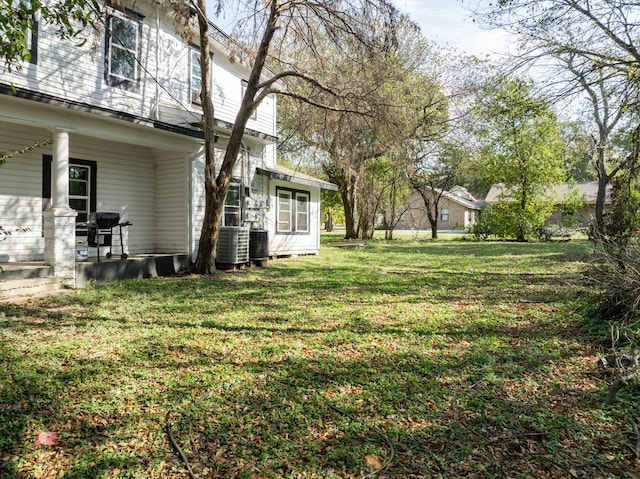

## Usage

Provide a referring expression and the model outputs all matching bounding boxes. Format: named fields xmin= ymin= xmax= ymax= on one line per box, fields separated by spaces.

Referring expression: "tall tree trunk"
xmin=340 ymin=181 xmax=358 ymax=239
xmin=193 ymin=0 xmax=219 ymax=274
xmin=595 ymin=146 xmax=609 ymax=234
xmin=192 ymin=0 xmax=279 ymax=273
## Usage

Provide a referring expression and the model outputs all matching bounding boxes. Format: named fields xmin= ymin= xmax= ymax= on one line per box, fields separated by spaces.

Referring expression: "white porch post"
xmin=44 ymin=129 xmax=77 ymax=287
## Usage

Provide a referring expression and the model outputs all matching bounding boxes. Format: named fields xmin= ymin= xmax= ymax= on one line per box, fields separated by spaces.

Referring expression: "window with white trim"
xmin=223 ymin=181 xmax=241 ymax=226
xmin=277 ymin=190 xmax=292 ymax=233
xmin=105 ymin=11 xmax=141 ymax=89
xmin=440 ymin=208 xmax=449 ymax=222
xmin=190 ymin=47 xmax=201 ymax=104
xmin=296 ymin=193 xmax=309 ymax=233
xmin=276 ymin=188 xmax=310 ymax=234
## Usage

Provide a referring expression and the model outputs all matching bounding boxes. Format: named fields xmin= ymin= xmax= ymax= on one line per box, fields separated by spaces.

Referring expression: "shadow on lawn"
xmin=0 ymin=241 xmax=611 ymax=478
xmin=0 ymin=304 xmax=620 ymax=478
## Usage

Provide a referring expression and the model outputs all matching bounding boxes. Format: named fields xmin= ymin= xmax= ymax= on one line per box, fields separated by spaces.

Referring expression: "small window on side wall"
xmin=276 ymin=188 xmax=310 ymax=234
xmin=441 ymin=208 xmax=449 ymax=222
xmin=277 ymin=190 xmax=292 ymax=233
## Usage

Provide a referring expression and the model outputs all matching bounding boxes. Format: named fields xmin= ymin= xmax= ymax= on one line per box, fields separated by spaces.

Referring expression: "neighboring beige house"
xmin=485 ymin=181 xmax=613 ymax=226
xmin=397 ymin=186 xmax=483 ymax=231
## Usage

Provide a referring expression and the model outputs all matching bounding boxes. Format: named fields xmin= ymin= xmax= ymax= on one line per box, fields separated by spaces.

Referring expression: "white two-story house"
xmin=0 ymin=0 xmax=336 ymax=288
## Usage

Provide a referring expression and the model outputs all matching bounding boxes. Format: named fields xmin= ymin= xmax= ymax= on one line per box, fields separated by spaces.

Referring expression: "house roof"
xmin=485 ymin=181 xmax=612 ymax=205
xmin=438 ymin=186 xmax=483 ymax=210
xmin=256 ymin=166 xmax=339 ymax=190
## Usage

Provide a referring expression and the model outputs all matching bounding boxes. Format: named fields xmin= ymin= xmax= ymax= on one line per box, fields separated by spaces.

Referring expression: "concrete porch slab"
xmin=75 ymin=254 xmax=192 ymax=288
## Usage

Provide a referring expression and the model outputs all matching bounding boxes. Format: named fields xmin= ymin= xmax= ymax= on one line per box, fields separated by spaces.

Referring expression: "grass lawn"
xmin=1 ymin=237 xmax=638 ymax=478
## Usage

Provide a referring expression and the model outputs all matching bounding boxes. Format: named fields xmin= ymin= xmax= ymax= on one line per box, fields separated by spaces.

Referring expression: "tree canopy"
xmin=0 ymin=0 xmax=96 ymax=72
xmin=472 ymin=76 xmax=566 ymax=241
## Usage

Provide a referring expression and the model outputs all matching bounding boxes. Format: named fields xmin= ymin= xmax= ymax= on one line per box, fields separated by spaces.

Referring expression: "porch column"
xmin=44 ymin=129 xmax=77 ymax=287
xmin=51 ymin=129 xmax=70 ymax=207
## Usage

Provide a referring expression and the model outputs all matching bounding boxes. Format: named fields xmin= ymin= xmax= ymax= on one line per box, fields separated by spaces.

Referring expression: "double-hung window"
xmin=277 ymin=190 xmax=292 ymax=233
xmin=440 ymin=208 xmax=449 ymax=222
xmin=190 ymin=47 xmax=202 ymax=104
xmin=295 ymin=193 xmax=309 ymax=233
xmin=276 ymin=188 xmax=310 ymax=234
xmin=223 ymin=181 xmax=241 ymax=226
xmin=105 ymin=11 xmax=142 ymax=90
xmin=69 ymin=165 xmax=91 ymax=223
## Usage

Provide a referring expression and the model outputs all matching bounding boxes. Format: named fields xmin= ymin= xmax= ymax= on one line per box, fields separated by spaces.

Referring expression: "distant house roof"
xmin=439 ymin=186 xmax=483 ymax=210
xmin=485 ymin=181 xmax=612 ymax=205
xmin=256 ymin=165 xmax=339 ymax=190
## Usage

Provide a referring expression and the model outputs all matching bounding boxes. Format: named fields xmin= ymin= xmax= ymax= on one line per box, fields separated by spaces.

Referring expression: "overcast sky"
xmin=392 ymin=0 xmax=512 ymax=58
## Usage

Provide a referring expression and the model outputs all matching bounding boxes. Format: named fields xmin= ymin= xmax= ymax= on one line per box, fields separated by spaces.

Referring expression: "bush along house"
xmin=0 ymin=0 xmax=337 ymax=291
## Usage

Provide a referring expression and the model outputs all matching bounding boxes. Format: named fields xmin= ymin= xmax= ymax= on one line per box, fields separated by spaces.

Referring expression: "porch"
xmin=0 ymin=253 xmax=191 ymax=301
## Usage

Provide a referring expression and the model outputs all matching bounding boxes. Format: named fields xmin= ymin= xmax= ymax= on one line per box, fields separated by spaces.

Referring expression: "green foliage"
xmin=473 ymin=76 xmax=567 ymax=240
xmin=492 ymin=200 xmax=555 ymax=240
xmin=0 ymin=1 xmax=96 ymax=72
xmin=468 ymin=206 xmax=497 ymax=240
xmin=559 ymin=183 xmax=587 ymax=228
xmin=4 ymin=239 xmax=636 ymax=477
xmin=0 ymin=138 xmax=52 ymax=165
xmin=321 ymin=189 xmax=345 ymax=229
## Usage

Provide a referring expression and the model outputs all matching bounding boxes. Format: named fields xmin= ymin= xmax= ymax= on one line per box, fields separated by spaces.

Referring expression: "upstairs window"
xmin=105 ymin=11 xmax=142 ymax=90
xmin=190 ymin=47 xmax=202 ymax=105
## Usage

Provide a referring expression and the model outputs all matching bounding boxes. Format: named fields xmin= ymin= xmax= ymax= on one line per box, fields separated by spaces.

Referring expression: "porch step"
xmin=0 ymin=277 xmax=68 ymax=302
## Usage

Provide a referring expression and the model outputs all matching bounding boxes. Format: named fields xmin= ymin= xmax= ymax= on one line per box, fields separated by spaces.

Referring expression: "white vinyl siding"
xmin=0 ymin=3 xmax=276 ymax=139
xmin=0 ymin=123 xmax=48 ymax=261
xmin=155 ymin=152 xmax=189 ymax=253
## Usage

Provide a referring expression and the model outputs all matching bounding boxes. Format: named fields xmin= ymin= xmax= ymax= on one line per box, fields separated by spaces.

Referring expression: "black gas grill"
xmin=87 ymin=212 xmax=132 ymax=261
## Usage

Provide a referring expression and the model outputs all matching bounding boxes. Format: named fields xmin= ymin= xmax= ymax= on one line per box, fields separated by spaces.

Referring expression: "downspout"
xmin=187 ymin=151 xmax=197 ymax=261
xmin=154 ymin=4 xmax=160 ymax=120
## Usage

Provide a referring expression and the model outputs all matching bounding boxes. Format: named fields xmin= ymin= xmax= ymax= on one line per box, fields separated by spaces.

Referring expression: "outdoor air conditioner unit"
xmin=249 ymin=229 xmax=269 ymax=261
xmin=216 ymin=226 xmax=249 ymax=265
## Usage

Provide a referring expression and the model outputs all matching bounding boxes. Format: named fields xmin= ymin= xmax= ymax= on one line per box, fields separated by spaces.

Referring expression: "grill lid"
xmin=89 ymin=212 xmax=121 ymax=228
